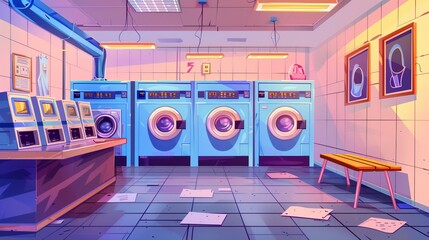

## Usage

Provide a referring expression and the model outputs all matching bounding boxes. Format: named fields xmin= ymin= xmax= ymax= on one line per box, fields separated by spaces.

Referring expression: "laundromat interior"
xmin=1 ymin=0 xmax=429 ymax=239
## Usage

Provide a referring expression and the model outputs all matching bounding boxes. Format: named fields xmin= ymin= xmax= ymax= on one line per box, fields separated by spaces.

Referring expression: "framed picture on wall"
xmin=345 ymin=43 xmax=370 ymax=105
xmin=12 ymin=53 xmax=32 ymax=93
xmin=380 ymin=22 xmax=416 ymax=98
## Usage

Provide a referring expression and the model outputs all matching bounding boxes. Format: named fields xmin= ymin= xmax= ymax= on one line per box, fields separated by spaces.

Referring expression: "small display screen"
xmin=70 ymin=128 xmax=82 ymax=139
xmin=207 ymin=91 xmax=239 ymax=99
xmin=268 ymin=91 xmax=299 ymax=99
xmin=85 ymin=126 xmax=95 ymax=137
xmin=14 ymin=100 xmax=29 ymax=115
xmin=67 ymin=106 xmax=77 ymax=116
xmin=47 ymin=129 xmax=62 ymax=143
xmin=84 ymin=92 xmax=115 ymax=99
xmin=18 ymin=131 xmax=36 ymax=147
xmin=83 ymin=107 xmax=91 ymax=117
xmin=148 ymin=91 xmax=180 ymax=99
xmin=42 ymin=103 xmax=55 ymax=115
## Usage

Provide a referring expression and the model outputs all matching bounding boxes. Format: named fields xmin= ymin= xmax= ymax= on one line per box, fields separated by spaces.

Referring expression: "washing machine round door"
xmin=207 ymin=107 xmax=241 ymax=140
xmin=268 ymin=107 xmax=303 ymax=140
xmin=149 ymin=107 xmax=183 ymax=140
xmin=95 ymin=114 xmax=118 ymax=138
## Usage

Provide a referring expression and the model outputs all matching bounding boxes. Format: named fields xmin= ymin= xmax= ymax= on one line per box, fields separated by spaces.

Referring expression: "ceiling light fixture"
xmin=100 ymin=42 xmax=156 ymax=50
xmin=247 ymin=52 xmax=289 ymax=59
xmin=128 ymin=0 xmax=181 ymax=13
xmin=186 ymin=53 xmax=224 ymax=59
xmin=255 ymin=0 xmax=337 ymax=12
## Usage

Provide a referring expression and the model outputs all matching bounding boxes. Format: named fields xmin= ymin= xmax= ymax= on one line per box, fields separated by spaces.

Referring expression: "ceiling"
xmin=44 ymin=0 xmax=348 ymax=31
xmin=40 ymin=0 xmax=383 ymax=48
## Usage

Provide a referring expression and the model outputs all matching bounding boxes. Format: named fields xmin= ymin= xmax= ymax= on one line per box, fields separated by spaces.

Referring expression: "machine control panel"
xmin=73 ymin=91 xmax=128 ymax=99
xmin=259 ymin=91 xmax=311 ymax=99
xmin=47 ymin=129 xmax=62 ymax=143
xmin=199 ymin=91 xmax=250 ymax=99
xmin=18 ymin=131 xmax=37 ymax=147
xmin=137 ymin=91 xmax=191 ymax=99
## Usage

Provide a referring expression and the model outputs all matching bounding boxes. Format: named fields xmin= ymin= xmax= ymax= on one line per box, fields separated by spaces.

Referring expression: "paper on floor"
xmin=218 ymin=188 xmax=232 ymax=192
xmin=267 ymin=172 xmax=299 ymax=179
xmin=180 ymin=189 xmax=214 ymax=198
xmin=51 ymin=219 xmax=64 ymax=225
xmin=282 ymin=206 xmax=333 ymax=220
xmin=181 ymin=212 xmax=227 ymax=225
xmin=97 ymin=193 xmax=137 ymax=203
xmin=358 ymin=217 xmax=407 ymax=234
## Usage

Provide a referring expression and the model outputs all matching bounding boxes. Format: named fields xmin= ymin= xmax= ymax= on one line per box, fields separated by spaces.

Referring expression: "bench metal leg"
xmin=354 ymin=171 xmax=363 ymax=208
xmin=344 ymin=167 xmax=350 ymax=186
xmin=318 ymin=159 xmax=328 ymax=184
xmin=384 ymin=171 xmax=398 ymax=210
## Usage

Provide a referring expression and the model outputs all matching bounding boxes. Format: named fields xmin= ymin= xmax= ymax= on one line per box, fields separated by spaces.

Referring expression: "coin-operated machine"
xmin=56 ymin=100 xmax=85 ymax=142
xmin=76 ymin=101 xmax=97 ymax=139
xmin=31 ymin=96 xmax=66 ymax=145
xmin=0 ymin=92 xmax=41 ymax=149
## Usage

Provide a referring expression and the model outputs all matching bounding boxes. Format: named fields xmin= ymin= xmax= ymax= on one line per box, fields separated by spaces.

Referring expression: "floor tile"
xmin=347 ymin=226 xmax=429 ymax=240
xmin=62 ymin=227 xmax=133 ymax=240
xmin=246 ymin=226 xmax=304 ymax=235
xmin=82 ymin=213 xmax=142 ymax=227
xmin=291 ymin=216 xmax=342 ymax=227
xmin=193 ymin=193 xmax=236 ymax=203
xmin=192 ymin=227 xmax=248 ymax=240
xmin=234 ymin=193 xmax=277 ymax=203
xmin=237 ymin=203 xmax=284 ymax=213
xmin=192 ymin=203 xmax=239 ymax=213
xmin=145 ymin=203 xmax=192 ymax=213
xmin=415 ymin=227 xmax=429 ymax=237
xmin=229 ymin=178 xmax=263 ymax=185
xmin=135 ymin=193 xmax=156 ymax=202
xmin=231 ymin=186 xmax=270 ymax=194
xmin=73 ymin=203 xmax=149 ymax=214
xmin=158 ymin=185 xmax=196 ymax=194
xmin=127 ymin=227 xmax=189 ymax=240
xmin=300 ymin=227 xmax=359 ymax=240
xmin=390 ymin=213 xmax=429 ymax=226
xmin=164 ymin=178 xmax=197 ymax=185
xmin=152 ymin=193 xmax=193 ymax=203
xmin=197 ymin=178 xmax=229 ymax=185
xmin=273 ymin=193 xmax=350 ymax=203
xmin=249 ymin=235 xmax=308 ymax=240
xmin=241 ymin=214 xmax=297 ymax=227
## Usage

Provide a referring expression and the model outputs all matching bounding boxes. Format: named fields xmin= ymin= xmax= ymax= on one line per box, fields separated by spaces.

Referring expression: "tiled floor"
xmin=2 ymin=166 xmax=429 ymax=240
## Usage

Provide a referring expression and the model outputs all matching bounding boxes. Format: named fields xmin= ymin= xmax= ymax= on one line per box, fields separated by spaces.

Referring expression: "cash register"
xmin=31 ymin=96 xmax=66 ymax=145
xmin=56 ymin=100 xmax=85 ymax=142
xmin=76 ymin=101 xmax=97 ymax=139
xmin=0 ymin=92 xmax=41 ymax=149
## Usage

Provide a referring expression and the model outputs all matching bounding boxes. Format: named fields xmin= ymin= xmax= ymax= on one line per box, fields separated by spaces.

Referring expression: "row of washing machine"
xmin=70 ymin=80 xmax=314 ymax=167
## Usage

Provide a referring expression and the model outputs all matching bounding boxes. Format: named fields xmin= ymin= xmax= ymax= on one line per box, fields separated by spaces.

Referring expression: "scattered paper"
xmin=281 ymin=206 xmax=333 ymax=220
xmin=52 ymin=219 xmax=64 ymax=225
xmin=218 ymin=188 xmax=232 ymax=192
xmin=180 ymin=212 xmax=227 ymax=225
xmin=267 ymin=172 xmax=299 ymax=179
xmin=97 ymin=193 xmax=137 ymax=203
xmin=358 ymin=217 xmax=406 ymax=234
xmin=180 ymin=189 xmax=214 ymax=198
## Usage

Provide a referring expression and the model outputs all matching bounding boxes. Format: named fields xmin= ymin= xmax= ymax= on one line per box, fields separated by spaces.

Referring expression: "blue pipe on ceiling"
xmin=9 ymin=0 xmax=106 ymax=79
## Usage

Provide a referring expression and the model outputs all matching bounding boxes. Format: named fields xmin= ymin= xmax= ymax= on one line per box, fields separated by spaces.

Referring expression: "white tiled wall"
xmin=310 ymin=0 xmax=429 ymax=210
xmin=105 ymin=47 xmax=309 ymax=81
xmin=0 ymin=1 xmax=93 ymax=99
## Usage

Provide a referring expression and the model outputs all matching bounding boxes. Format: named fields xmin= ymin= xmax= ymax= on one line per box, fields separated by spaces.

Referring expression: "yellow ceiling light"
xmin=255 ymin=0 xmax=337 ymax=12
xmin=247 ymin=52 xmax=289 ymax=59
xmin=100 ymin=42 xmax=156 ymax=50
xmin=186 ymin=53 xmax=224 ymax=59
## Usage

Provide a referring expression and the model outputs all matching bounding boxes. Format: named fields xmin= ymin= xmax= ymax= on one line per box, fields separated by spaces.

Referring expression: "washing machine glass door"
xmin=268 ymin=107 xmax=303 ymax=140
xmin=149 ymin=107 xmax=183 ymax=140
xmin=95 ymin=114 xmax=118 ymax=138
xmin=207 ymin=107 xmax=241 ymax=140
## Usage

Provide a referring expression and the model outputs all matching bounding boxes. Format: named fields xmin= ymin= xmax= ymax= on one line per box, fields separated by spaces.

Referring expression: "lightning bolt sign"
xmin=187 ymin=62 xmax=194 ymax=73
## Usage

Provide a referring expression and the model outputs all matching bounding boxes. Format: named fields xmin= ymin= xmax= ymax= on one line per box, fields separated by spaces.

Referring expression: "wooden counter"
xmin=0 ymin=138 xmax=126 ymax=232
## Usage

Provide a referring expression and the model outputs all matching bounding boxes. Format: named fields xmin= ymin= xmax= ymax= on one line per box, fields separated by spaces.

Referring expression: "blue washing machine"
xmin=255 ymin=80 xmax=314 ymax=167
xmin=194 ymin=81 xmax=253 ymax=166
xmin=70 ymin=81 xmax=132 ymax=166
xmin=135 ymin=81 xmax=195 ymax=166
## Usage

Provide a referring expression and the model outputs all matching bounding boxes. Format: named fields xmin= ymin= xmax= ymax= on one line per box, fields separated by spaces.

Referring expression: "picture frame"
xmin=380 ymin=22 xmax=416 ymax=98
xmin=344 ymin=43 xmax=370 ymax=105
xmin=12 ymin=53 xmax=32 ymax=93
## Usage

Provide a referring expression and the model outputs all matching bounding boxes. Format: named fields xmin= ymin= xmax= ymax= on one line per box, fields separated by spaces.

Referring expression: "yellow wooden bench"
xmin=318 ymin=154 xmax=402 ymax=210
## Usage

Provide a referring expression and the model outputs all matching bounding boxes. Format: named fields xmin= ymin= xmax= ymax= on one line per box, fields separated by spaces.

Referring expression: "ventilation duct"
xmin=9 ymin=0 xmax=106 ymax=79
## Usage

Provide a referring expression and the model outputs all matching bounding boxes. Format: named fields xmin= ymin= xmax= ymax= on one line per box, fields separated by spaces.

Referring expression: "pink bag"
xmin=288 ymin=64 xmax=307 ymax=80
